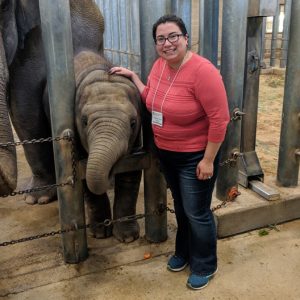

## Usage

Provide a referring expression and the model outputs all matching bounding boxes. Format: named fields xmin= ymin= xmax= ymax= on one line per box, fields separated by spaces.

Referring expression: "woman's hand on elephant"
xmin=108 ymin=67 xmax=145 ymax=95
xmin=108 ymin=67 xmax=134 ymax=79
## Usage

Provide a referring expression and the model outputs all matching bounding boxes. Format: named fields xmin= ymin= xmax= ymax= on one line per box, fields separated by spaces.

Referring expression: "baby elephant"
xmin=74 ymin=51 xmax=142 ymax=242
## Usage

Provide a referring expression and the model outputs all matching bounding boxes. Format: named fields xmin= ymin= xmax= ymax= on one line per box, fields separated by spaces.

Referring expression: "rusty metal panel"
xmin=248 ymin=0 xmax=277 ymax=17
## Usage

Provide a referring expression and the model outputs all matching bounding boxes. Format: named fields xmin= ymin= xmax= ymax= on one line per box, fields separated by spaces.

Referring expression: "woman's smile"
xmin=163 ymin=48 xmax=177 ymax=55
xmin=155 ymin=22 xmax=188 ymax=68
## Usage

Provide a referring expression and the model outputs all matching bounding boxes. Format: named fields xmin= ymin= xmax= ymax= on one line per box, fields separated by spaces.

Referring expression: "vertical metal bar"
xmin=118 ymin=0 xmax=127 ymax=67
xmin=241 ymin=17 xmax=263 ymax=153
xmin=198 ymin=0 xmax=219 ymax=66
xmin=128 ymin=1 xmax=141 ymax=75
xmin=270 ymin=0 xmax=280 ymax=67
xmin=216 ymin=0 xmax=248 ymax=200
xmin=112 ymin=0 xmax=121 ymax=65
xmin=39 ymin=0 xmax=87 ymax=263
xmin=260 ymin=17 xmax=266 ymax=66
xmin=140 ymin=0 xmax=171 ymax=242
xmin=99 ymin=0 xmax=113 ymax=61
xmin=171 ymin=0 xmax=192 ymax=48
xmin=140 ymin=0 xmax=171 ymax=82
xmin=96 ymin=0 xmax=141 ymax=74
xmin=123 ymin=0 xmax=130 ymax=69
xmin=280 ymin=0 xmax=292 ymax=68
xmin=277 ymin=0 xmax=300 ymax=187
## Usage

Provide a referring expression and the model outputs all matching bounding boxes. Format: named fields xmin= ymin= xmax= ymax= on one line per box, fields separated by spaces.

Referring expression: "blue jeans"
xmin=157 ymin=149 xmax=218 ymax=275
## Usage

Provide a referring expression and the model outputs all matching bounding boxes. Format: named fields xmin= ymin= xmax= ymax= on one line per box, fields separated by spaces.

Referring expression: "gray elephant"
xmin=74 ymin=50 xmax=142 ymax=241
xmin=0 ymin=0 xmax=142 ymax=242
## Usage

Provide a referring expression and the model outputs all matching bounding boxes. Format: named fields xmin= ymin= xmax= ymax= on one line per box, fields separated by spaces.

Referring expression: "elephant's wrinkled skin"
xmin=0 ymin=0 xmax=142 ymax=242
xmin=74 ymin=51 xmax=142 ymax=241
xmin=0 ymin=30 xmax=17 ymax=195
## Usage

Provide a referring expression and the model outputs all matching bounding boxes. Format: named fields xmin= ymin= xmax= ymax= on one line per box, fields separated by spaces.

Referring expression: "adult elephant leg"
xmin=83 ymin=180 xmax=112 ymax=238
xmin=9 ymin=56 xmax=56 ymax=204
xmin=11 ymin=101 xmax=56 ymax=204
xmin=21 ymin=142 xmax=56 ymax=205
xmin=113 ymin=170 xmax=142 ymax=242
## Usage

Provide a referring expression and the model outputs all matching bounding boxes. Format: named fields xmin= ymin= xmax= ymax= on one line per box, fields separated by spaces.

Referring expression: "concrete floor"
xmin=1 ymin=187 xmax=300 ymax=300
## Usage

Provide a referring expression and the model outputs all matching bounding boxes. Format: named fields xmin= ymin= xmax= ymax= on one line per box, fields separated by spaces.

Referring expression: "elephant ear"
xmin=15 ymin=0 xmax=40 ymax=49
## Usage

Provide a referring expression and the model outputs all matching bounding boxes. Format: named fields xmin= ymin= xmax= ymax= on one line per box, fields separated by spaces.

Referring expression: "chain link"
xmin=70 ymin=137 xmax=77 ymax=185
xmin=0 ymin=200 xmax=236 ymax=247
xmin=211 ymin=200 xmax=230 ymax=212
xmin=0 ymin=136 xmax=66 ymax=148
xmin=0 ymin=213 xmax=147 ymax=247
xmin=0 ymin=136 xmax=76 ymax=198
xmin=0 ymin=136 xmax=238 ymax=246
xmin=219 ymin=152 xmax=242 ymax=167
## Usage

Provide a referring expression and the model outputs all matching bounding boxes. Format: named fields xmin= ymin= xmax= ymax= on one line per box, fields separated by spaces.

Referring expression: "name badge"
xmin=152 ymin=111 xmax=163 ymax=127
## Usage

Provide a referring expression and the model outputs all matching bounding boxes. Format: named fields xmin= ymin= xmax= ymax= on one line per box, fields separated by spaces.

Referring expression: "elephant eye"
xmin=81 ymin=116 xmax=88 ymax=127
xmin=130 ymin=118 xmax=137 ymax=130
xmin=1 ymin=0 xmax=10 ymax=11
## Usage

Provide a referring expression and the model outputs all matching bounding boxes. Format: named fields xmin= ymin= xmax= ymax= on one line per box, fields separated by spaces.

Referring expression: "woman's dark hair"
xmin=152 ymin=14 xmax=188 ymax=41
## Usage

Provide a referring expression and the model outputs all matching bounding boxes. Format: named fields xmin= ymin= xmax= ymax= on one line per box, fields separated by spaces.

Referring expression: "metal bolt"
xmin=231 ymin=108 xmax=246 ymax=121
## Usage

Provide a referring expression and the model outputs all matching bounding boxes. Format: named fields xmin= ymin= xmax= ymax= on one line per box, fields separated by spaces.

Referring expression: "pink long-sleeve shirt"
xmin=141 ymin=53 xmax=230 ymax=152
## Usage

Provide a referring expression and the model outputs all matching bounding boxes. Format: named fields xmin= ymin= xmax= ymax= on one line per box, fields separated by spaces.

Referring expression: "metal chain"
xmin=219 ymin=152 xmax=242 ymax=167
xmin=211 ymin=200 xmax=231 ymax=212
xmin=3 ymin=182 xmax=72 ymax=198
xmin=0 ymin=200 xmax=237 ymax=247
xmin=0 ymin=136 xmax=65 ymax=148
xmin=0 ymin=136 xmax=76 ymax=198
xmin=70 ymin=137 xmax=77 ymax=185
xmin=160 ymin=201 xmax=233 ymax=214
xmin=0 ymin=206 xmax=170 ymax=247
xmin=0 ymin=137 xmax=238 ymax=246
xmin=0 ymin=213 xmax=146 ymax=247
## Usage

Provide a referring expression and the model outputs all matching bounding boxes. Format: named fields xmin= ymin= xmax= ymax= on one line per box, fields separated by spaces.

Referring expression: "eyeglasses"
xmin=155 ymin=33 xmax=184 ymax=45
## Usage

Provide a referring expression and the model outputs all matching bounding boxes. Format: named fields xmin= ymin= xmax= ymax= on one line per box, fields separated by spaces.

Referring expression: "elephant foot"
xmin=24 ymin=192 xmax=56 ymax=205
xmin=24 ymin=195 xmax=37 ymax=205
xmin=84 ymin=189 xmax=113 ymax=239
xmin=89 ymin=222 xmax=113 ymax=239
xmin=23 ymin=175 xmax=57 ymax=205
xmin=113 ymin=220 xmax=140 ymax=243
xmin=24 ymin=194 xmax=54 ymax=205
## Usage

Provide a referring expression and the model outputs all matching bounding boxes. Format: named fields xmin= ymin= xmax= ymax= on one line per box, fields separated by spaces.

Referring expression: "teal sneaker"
xmin=167 ymin=255 xmax=188 ymax=272
xmin=186 ymin=268 xmax=218 ymax=290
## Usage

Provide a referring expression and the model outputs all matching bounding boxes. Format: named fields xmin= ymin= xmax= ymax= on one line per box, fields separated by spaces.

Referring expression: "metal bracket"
xmin=231 ymin=108 xmax=246 ymax=121
xmin=249 ymin=180 xmax=280 ymax=201
xmin=238 ymin=151 xmax=280 ymax=201
xmin=238 ymin=151 xmax=264 ymax=187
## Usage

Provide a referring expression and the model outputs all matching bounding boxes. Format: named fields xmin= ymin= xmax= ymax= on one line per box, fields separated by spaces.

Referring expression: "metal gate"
xmin=95 ymin=0 xmax=141 ymax=74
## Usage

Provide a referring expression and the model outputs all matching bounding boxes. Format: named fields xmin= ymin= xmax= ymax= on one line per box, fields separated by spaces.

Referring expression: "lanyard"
xmin=151 ymin=60 xmax=183 ymax=114
xmin=150 ymin=53 xmax=187 ymax=127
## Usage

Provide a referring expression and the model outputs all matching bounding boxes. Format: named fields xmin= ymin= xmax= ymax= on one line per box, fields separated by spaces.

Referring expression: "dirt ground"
xmin=256 ymin=73 xmax=285 ymax=177
xmin=1 ymin=72 xmax=300 ymax=299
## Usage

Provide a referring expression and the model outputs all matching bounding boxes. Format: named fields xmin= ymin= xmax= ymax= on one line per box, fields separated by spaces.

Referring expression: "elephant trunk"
xmin=0 ymin=33 xmax=17 ymax=195
xmin=86 ymin=131 xmax=129 ymax=195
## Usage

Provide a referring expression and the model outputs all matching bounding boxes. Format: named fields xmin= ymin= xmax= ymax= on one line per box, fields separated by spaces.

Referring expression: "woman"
xmin=109 ymin=14 xmax=230 ymax=290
